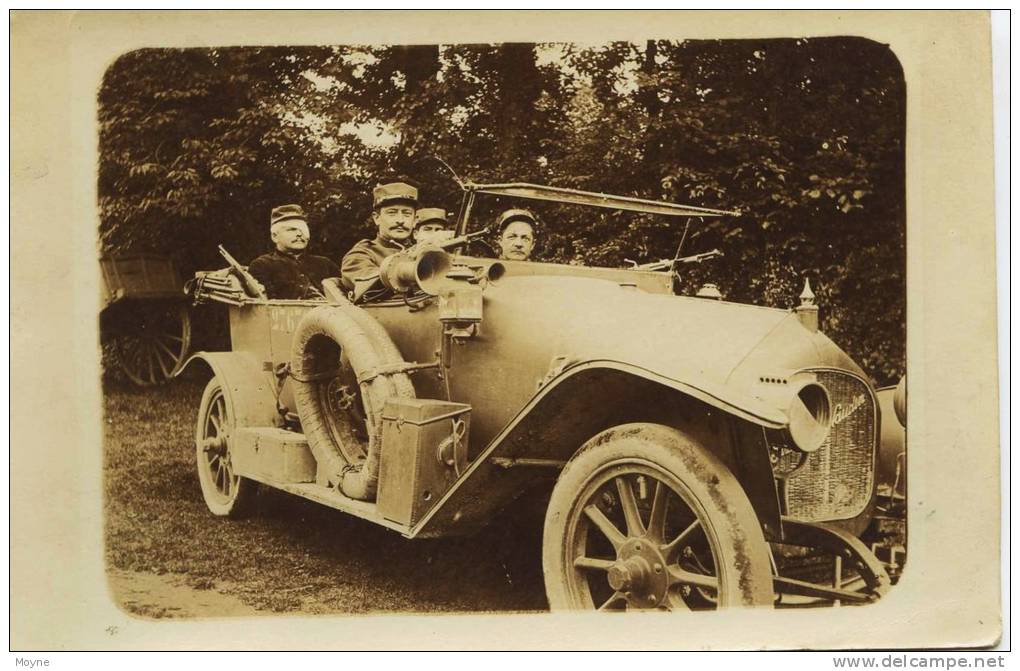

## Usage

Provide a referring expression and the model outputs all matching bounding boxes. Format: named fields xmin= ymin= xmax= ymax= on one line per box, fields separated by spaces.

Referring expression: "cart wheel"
xmin=112 ymin=303 xmax=192 ymax=386
xmin=196 ymin=377 xmax=257 ymax=517
xmin=543 ymin=423 xmax=774 ymax=611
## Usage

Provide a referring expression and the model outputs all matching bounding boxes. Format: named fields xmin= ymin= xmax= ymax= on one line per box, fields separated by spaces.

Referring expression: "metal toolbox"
xmin=377 ymin=398 xmax=472 ymax=526
xmin=231 ymin=427 xmax=317 ymax=484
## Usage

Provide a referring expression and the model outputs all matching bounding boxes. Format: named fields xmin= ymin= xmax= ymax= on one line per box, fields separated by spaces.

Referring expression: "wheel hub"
xmin=202 ymin=435 xmax=227 ymax=457
xmin=607 ymin=558 xmax=646 ymax=592
xmin=610 ymin=538 xmax=669 ymax=608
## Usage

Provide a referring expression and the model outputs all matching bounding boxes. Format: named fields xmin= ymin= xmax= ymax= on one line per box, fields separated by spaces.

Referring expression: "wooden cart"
xmin=100 ymin=254 xmax=192 ymax=386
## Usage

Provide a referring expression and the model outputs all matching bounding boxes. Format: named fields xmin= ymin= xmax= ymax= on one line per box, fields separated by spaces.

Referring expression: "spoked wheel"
xmin=543 ymin=423 xmax=774 ymax=611
xmin=110 ymin=301 xmax=192 ymax=386
xmin=195 ymin=377 xmax=256 ymax=517
xmin=319 ymin=350 xmax=370 ymax=464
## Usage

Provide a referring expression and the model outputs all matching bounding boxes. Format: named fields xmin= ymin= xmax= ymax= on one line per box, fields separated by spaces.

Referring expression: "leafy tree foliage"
xmin=98 ymin=38 xmax=904 ymax=384
xmin=99 ymin=46 xmax=367 ymax=270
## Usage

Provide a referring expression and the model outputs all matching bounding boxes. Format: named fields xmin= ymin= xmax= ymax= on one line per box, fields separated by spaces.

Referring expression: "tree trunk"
xmin=395 ymin=44 xmax=440 ymax=94
xmin=391 ymin=45 xmax=441 ymax=174
xmin=495 ymin=43 xmax=542 ymax=168
xmin=638 ymin=40 xmax=662 ymax=187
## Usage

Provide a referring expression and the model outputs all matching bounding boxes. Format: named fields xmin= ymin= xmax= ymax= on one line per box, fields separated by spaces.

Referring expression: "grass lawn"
xmin=104 ymin=377 xmax=549 ymax=615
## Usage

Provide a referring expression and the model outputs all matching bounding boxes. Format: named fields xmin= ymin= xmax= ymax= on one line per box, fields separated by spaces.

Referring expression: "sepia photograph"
xmin=97 ymin=34 xmax=907 ymax=616
xmin=10 ymin=9 xmax=1002 ymax=652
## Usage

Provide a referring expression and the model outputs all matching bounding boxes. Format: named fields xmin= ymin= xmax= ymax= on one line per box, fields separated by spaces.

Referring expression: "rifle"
xmin=218 ymin=245 xmax=268 ymax=300
xmin=425 ymin=224 xmax=493 ymax=253
xmin=625 ymin=248 xmax=724 ymax=272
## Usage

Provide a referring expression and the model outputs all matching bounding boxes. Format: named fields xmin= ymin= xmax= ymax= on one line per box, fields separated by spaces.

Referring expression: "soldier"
xmin=248 ymin=204 xmax=339 ymax=300
xmin=413 ymin=207 xmax=454 ymax=245
xmin=496 ymin=208 xmax=538 ymax=261
xmin=340 ymin=181 xmax=418 ymax=291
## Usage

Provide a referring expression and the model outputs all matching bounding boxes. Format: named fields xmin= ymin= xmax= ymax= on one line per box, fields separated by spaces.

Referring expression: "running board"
xmin=228 ymin=427 xmax=413 ymax=536
xmin=265 ymin=480 xmax=412 ymax=536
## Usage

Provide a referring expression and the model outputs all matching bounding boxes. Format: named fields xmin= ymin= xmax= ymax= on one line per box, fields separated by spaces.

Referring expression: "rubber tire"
xmin=290 ymin=303 xmax=415 ymax=497
xmin=542 ymin=423 xmax=774 ymax=610
xmin=195 ymin=377 xmax=257 ymax=518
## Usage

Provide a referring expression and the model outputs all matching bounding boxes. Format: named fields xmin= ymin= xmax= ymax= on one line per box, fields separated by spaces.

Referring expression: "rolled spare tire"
xmin=290 ymin=302 xmax=415 ymax=500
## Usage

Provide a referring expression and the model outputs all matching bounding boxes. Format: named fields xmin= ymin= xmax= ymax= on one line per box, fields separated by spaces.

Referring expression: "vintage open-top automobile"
xmin=183 ymin=181 xmax=906 ymax=611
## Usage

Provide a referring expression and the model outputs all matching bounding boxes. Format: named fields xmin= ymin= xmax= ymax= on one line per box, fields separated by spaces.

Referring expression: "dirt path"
xmin=108 ymin=569 xmax=262 ymax=619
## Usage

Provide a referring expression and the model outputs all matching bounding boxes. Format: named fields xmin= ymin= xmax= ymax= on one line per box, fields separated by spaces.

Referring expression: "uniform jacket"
xmin=248 ymin=249 xmax=339 ymax=300
xmin=340 ymin=237 xmax=405 ymax=290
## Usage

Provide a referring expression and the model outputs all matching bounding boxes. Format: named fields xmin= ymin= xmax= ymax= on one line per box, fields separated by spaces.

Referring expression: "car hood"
xmin=483 ymin=275 xmax=865 ymax=420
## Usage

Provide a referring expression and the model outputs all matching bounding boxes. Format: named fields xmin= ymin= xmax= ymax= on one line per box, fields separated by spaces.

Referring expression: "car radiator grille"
xmin=783 ymin=370 xmax=876 ymax=521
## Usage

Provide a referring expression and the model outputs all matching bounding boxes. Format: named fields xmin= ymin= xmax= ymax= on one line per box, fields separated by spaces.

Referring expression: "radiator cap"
xmin=795 ymin=278 xmax=819 ymax=332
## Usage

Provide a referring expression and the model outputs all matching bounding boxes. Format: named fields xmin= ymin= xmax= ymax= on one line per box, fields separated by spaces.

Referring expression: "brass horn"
xmin=483 ymin=261 xmax=506 ymax=282
xmin=415 ymin=250 xmax=453 ymax=295
xmin=416 ymin=251 xmax=505 ymax=296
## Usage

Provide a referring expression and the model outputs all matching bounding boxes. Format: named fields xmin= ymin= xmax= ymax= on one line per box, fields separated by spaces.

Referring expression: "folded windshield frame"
xmin=453 ymin=182 xmax=740 ymax=237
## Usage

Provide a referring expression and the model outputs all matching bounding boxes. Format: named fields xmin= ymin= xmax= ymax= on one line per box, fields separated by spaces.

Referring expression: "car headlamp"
xmin=757 ymin=374 xmax=832 ymax=453
xmin=785 ymin=381 xmax=832 ymax=453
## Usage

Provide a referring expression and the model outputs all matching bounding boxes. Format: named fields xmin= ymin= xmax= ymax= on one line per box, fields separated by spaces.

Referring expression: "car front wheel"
xmin=543 ymin=423 xmax=774 ymax=611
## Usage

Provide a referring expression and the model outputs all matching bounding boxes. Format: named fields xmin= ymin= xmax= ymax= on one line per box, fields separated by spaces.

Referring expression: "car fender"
xmin=876 ymin=382 xmax=906 ymax=499
xmin=412 ymin=359 xmax=784 ymax=539
xmin=177 ymin=352 xmax=280 ymax=429
xmin=565 ymin=360 xmax=790 ymax=428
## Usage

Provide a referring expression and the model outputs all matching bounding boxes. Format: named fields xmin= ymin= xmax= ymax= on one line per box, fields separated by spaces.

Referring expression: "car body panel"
xmin=226 ymin=274 xmax=818 ymax=450
xmin=207 ymin=265 xmax=878 ymax=538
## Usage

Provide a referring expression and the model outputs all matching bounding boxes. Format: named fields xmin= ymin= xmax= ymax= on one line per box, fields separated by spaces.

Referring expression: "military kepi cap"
xmin=373 ymin=182 xmax=419 ymax=208
xmin=271 ymin=204 xmax=307 ymax=227
xmin=497 ymin=208 xmax=537 ymax=231
xmin=415 ymin=207 xmax=449 ymax=227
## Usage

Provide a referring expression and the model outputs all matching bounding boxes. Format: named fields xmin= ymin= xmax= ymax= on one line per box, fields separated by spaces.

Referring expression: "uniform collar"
xmin=373 ymin=236 xmax=405 ymax=251
xmin=273 ymin=248 xmax=305 ymax=261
